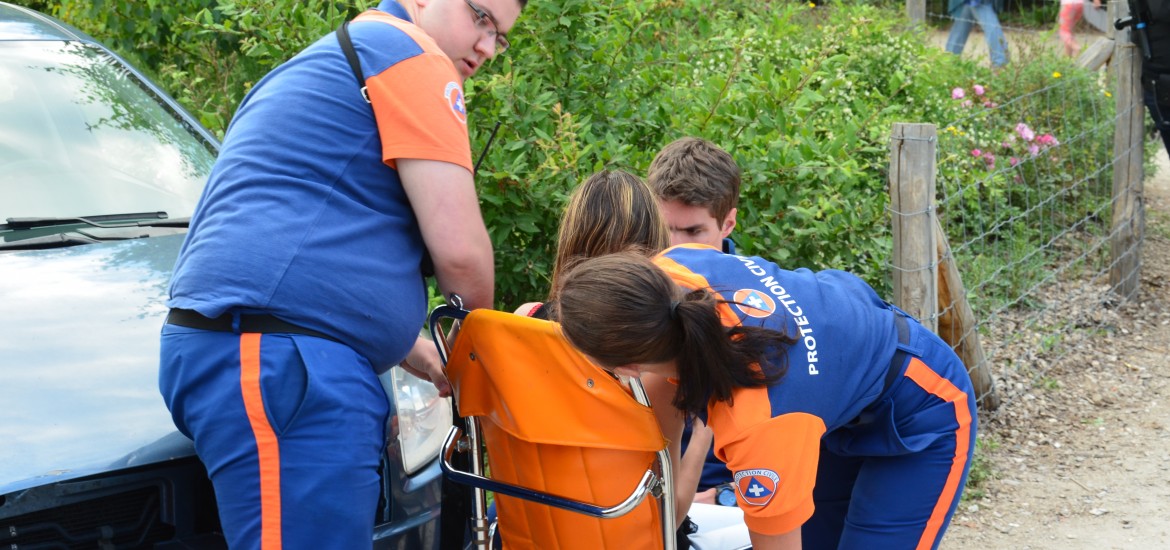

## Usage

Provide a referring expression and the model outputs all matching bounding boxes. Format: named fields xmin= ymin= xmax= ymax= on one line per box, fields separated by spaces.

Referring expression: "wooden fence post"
xmin=934 ymin=218 xmax=1000 ymax=410
xmin=1109 ymin=1 xmax=1145 ymax=300
xmin=889 ymin=123 xmax=938 ymax=332
xmin=889 ymin=123 xmax=999 ymax=409
xmin=907 ymin=0 xmax=926 ymax=27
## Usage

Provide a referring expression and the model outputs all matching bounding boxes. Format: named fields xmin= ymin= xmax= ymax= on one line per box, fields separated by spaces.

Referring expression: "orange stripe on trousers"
xmin=904 ymin=358 xmax=972 ymax=550
xmin=240 ymin=333 xmax=282 ymax=550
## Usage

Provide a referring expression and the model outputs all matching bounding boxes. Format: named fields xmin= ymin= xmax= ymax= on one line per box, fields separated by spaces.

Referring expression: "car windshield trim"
xmin=2 ymin=211 xmax=173 ymax=230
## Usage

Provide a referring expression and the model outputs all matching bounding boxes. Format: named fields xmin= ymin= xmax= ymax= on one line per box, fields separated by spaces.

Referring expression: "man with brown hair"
xmin=647 ymin=136 xmax=741 ymax=253
xmin=647 ymin=137 xmax=742 ymax=518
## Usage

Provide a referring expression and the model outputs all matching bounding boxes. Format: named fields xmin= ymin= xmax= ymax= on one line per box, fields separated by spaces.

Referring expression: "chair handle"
xmin=440 ymin=426 xmax=658 ymax=519
xmin=428 ymin=305 xmax=470 ymax=366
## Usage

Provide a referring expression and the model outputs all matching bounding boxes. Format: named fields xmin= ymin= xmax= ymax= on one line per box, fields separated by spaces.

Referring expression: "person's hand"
xmin=693 ymin=487 xmax=717 ymax=505
xmin=400 ymin=335 xmax=452 ymax=397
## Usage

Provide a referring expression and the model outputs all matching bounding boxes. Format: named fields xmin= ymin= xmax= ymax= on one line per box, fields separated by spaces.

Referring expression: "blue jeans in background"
xmin=946 ymin=3 xmax=1009 ymax=68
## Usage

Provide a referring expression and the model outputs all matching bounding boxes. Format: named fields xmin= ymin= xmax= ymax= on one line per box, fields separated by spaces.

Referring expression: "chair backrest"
xmin=441 ymin=309 xmax=670 ymax=550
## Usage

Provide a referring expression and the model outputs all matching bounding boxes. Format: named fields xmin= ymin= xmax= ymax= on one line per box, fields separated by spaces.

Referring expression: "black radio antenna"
xmin=473 ymin=121 xmax=502 ymax=175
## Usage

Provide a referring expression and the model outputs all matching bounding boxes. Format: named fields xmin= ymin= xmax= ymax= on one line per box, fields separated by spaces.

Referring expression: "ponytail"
xmin=671 ymin=289 xmax=791 ymax=417
xmin=556 ymin=252 xmax=794 ymax=418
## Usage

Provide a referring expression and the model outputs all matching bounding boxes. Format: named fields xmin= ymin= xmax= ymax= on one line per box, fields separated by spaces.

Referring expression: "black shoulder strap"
xmin=336 ymin=22 xmax=371 ymax=104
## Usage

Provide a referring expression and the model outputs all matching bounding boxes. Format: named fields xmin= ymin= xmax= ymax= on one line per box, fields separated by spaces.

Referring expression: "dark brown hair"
xmin=646 ymin=137 xmax=741 ymax=223
xmin=555 ymin=252 xmax=793 ymax=416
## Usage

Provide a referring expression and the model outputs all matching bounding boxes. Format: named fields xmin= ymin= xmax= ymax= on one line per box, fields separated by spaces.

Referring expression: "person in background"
xmin=647 ymin=137 xmax=740 ymax=254
xmin=646 ymin=136 xmax=744 ymax=512
xmin=556 ymin=248 xmax=977 ymax=550
xmin=1059 ymin=0 xmax=1103 ymax=57
xmin=945 ymin=0 xmax=1009 ymax=68
xmin=158 ymin=1 xmax=525 ymax=547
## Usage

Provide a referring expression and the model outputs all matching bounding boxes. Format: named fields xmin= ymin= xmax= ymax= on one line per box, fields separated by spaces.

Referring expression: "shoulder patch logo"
xmin=733 ymin=468 xmax=780 ymax=507
xmin=444 ymin=82 xmax=467 ymax=124
xmin=733 ymin=289 xmax=776 ymax=318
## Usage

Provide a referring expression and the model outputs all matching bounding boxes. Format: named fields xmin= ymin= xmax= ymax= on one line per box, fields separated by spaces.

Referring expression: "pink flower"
xmin=1028 ymin=144 xmax=1040 ymax=156
xmin=1009 ymin=157 xmax=1020 ymax=167
xmin=983 ymin=154 xmax=996 ymax=169
xmin=952 ymin=87 xmax=966 ymax=100
xmin=984 ymin=101 xmax=994 ymax=109
xmin=973 ymin=84 xmax=985 ymax=96
xmin=1016 ymin=123 xmax=1035 ymax=142
xmin=971 ymin=148 xmax=982 ymax=157
xmin=1037 ymin=133 xmax=1059 ymax=147
xmin=962 ymin=100 xmax=973 ymax=108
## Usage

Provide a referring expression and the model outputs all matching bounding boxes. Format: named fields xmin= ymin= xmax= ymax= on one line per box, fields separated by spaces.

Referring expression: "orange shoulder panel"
xmin=352 ymin=10 xmax=472 ymax=172
xmin=707 ymin=395 xmax=826 ymax=536
xmin=365 ymin=56 xmax=472 ymax=171
xmin=653 ymin=254 xmax=742 ymax=328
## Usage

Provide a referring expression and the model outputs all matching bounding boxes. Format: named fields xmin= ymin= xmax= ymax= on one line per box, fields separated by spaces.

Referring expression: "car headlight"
xmin=383 ymin=366 xmax=452 ymax=475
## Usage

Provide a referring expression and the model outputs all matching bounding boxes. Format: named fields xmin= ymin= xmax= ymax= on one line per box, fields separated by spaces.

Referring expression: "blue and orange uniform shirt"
xmin=655 ymin=244 xmax=904 ymax=535
xmin=168 ymin=1 xmax=470 ymax=372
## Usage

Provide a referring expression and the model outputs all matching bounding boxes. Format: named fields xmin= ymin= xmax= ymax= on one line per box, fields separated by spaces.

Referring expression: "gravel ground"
xmin=943 ymin=145 xmax=1170 ymax=549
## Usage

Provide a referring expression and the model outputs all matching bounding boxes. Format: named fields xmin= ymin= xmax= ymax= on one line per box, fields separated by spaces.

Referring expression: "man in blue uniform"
xmin=158 ymin=1 xmax=525 ymax=548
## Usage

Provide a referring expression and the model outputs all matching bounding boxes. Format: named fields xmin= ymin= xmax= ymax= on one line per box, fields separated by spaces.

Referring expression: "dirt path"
xmin=943 ymin=145 xmax=1170 ymax=548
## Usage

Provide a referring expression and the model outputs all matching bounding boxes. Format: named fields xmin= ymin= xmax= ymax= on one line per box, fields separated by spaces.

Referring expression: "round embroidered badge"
xmin=444 ymin=82 xmax=467 ymax=124
xmin=733 ymin=288 xmax=776 ymax=318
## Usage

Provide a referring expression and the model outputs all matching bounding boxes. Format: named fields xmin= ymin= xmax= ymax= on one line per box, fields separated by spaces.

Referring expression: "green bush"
xmin=17 ymin=0 xmax=1115 ymax=312
xmin=470 ymin=0 xmax=980 ymax=307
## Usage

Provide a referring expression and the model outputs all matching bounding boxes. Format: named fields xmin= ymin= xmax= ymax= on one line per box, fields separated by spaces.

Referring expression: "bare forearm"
xmin=432 ymin=241 xmax=495 ymax=310
xmin=400 ymin=335 xmax=451 ymax=397
xmin=749 ymin=528 xmax=801 ymax=550
xmin=397 ymin=158 xmax=495 ymax=310
xmin=676 ymin=421 xmax=712 ymax=510
xmin=641 ymin=373 xmax=689 ymax=527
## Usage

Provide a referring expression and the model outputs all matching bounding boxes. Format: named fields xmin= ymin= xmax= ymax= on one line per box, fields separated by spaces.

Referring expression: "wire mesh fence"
xmin=888 ymin=6 xmax=1152 ymax=417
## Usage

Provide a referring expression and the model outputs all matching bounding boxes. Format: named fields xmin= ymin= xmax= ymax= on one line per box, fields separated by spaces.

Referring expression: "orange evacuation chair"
xmin=430 ymin=306 xmax=677 ymax=550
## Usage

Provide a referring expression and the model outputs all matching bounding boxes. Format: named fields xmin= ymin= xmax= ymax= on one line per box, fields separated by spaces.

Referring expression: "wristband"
xmin=715 ymin=482 xmax=737 ymax=507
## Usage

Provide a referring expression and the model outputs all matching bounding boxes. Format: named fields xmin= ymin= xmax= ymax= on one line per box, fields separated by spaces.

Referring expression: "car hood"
xmin=0 ymin=234 xmax=194 ymax=494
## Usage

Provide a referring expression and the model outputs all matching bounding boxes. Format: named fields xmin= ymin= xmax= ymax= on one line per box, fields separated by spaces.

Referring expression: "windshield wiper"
xmin=2 ymin=211 xmax=185 ymax=230
xmin=0 ymin=232 xmax=101 ymax=251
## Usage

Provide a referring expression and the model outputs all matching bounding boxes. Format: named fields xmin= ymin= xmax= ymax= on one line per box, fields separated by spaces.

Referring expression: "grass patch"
xmin=963 ymin=435 xmax=1000 ymax=501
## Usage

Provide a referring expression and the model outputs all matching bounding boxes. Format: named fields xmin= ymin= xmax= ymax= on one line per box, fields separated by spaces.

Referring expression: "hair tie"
xmin=670 ymin=300 xmax=681 ymax=319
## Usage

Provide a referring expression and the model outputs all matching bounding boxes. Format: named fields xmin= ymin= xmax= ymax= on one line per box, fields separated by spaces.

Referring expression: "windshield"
xmin=0 ymin=41 xmax=216 ymax=222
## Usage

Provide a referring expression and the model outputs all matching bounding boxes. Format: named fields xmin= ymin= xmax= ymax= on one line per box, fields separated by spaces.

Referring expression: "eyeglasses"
xmin=464 ymin=0 xmax=510 ymax=54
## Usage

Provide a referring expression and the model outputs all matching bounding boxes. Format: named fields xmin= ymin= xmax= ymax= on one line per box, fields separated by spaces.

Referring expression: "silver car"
xmin=0 ymin=3 xmax=450 ymax=547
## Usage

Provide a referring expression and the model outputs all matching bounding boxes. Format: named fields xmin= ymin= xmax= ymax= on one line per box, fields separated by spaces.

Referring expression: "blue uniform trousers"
xmin=803 ymin=323 xmax=978 ymax=550
xmin=159 ymin=325 xmax=389 ymax=550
